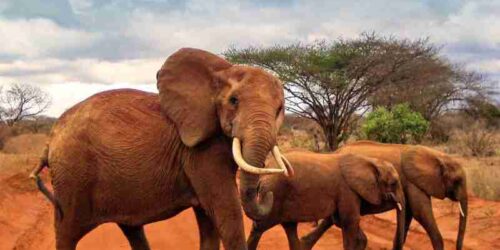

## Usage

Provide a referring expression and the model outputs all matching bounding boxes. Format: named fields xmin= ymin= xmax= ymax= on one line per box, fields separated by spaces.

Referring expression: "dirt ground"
xmin=1 ymin=159 xmax=499 ymax=250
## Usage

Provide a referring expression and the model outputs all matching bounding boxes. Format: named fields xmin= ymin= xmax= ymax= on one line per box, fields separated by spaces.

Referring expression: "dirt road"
xmin=1 ymin=163 xmax=500 ymax=250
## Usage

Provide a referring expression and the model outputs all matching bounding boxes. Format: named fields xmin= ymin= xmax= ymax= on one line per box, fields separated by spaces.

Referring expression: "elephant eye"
xmin=229 ymin=96 xmax=239 ymax=106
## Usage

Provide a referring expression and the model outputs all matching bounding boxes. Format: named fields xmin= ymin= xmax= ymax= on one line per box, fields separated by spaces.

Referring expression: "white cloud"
xmin=0 ymin=18 xmax=99 ymax=59
xmin=475 ymin=59 xmax=500 ymax=74
xmin=40 ymin=82 xmax=158 ymax=117
xmin=124 ymin=8 xmax=299 ymax=56
xmin=0 ymin=58 xmax=162 ymax=85
xmin=0 ymin=0 xmax=499 ymax=117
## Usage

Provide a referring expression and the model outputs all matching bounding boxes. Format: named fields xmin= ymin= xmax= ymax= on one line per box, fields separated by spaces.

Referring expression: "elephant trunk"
xmin=238 ymin=124 xmax=276 ymax=220
xmin=389 ymin=189 xmax=406 ymax=250
xmin=394 ymin=203 xmax=406 ymax=250
xmin=456 ymin=192 xmax=468 ymax=250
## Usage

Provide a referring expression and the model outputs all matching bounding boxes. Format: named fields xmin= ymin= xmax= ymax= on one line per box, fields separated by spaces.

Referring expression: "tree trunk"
xmin=6 ymin=120 xmax=15 ymax=127
xmin=322 ymin=124 xmax=340 ymax=151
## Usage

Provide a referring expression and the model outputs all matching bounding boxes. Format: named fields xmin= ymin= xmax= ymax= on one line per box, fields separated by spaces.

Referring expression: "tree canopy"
xmin=225 ymin=33 xmax=485 ymax=150
xmin=0 ymin=83 xmax=51 ymax=126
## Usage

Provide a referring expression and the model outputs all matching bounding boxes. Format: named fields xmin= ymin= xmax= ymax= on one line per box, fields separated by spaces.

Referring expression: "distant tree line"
xmin=225 ymin=33 xmax=497 ymax=150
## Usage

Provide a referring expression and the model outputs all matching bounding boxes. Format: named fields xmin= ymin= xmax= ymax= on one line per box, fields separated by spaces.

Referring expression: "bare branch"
xmin=0 ymin=83 xmax=52 ymax=126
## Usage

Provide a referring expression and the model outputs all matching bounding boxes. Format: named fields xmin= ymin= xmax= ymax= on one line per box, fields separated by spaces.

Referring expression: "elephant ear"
xmin=157 ymin=48 xmax=232 ymax=147
xmin=401 ymin=146 xmax=446 ymax=199
xmin=340 ymin=154 xmax=382 ymax=205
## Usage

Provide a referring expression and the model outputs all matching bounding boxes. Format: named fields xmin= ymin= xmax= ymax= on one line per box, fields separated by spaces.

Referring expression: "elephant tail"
xmin=29 ymin=145 xmax=63 ymax=219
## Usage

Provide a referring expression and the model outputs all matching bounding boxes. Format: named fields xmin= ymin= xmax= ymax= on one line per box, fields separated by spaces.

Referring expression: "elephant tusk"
xmin=281 ymin=155 xmax=295 ymax=177
xmin=458 ymin=202 xmax=465 ymax=217
xmin=272 ymin=146 xmax=294 ymax=177
xmin=272 ymin=146 xmax=288 ymax=176
xmin=389 ymin=192 xmax=402 ymax=211
xmin=232 ymin=138 xmax=284 ymax=175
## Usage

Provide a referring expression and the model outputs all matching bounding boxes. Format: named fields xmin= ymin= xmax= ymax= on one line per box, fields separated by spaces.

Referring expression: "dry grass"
xmin=457 ymin=156 xmax=500 ymax=201
xmin=278 ymin=129 xmax=321 ymax=152
xmin=447 ymin=123 xmax=499 ymax=157
xmin=2 ymin=134 xmax=48 ymax=155
xmin=0 ymin=153 xmax=40 ymax=193
xmin=0 ymin=134 xmax=48 ymax=193
xmin=1 ymin=130 xmax=499 ymax=201
xmin=0 ymin=153 xmax=36 ymax=172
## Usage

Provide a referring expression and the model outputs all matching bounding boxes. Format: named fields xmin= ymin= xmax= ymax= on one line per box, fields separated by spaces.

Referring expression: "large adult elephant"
xmin=328 ymin=140 xmax=468 ymax=250
xmin=30 ymin=48 xmax=293 ymax=250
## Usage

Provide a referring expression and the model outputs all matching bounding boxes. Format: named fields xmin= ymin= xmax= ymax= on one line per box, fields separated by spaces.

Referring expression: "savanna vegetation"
xmin=0 ymin=84 xmax=54 ymax=149
xmin=225 ymin=33 xmax=496 ymax=151
xmin=1 ymin=33 xmax=499 ymax=200
xmin=0 ymin=36 xmax=498 ymax=250
xmin=226 ymin=33 xmax=499 ymax=200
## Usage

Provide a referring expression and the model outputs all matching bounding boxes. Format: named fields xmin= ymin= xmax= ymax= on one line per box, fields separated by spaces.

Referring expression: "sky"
xmin=0 ymin=0 xmax=499 ymax=117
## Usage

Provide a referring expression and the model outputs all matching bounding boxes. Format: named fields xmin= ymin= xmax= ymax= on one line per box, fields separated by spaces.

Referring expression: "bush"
xmin=449 ymin=122 xmax=498 ymax=157
xmin=361 ymin=103 xmax=429 ymax=144
xmin=0 ymin=125 xmax=13 ymax=149
xmin=427 ymin=114 xmax=461 ymax=143
xmin=463 ymin=96 xmax=500 ymax=128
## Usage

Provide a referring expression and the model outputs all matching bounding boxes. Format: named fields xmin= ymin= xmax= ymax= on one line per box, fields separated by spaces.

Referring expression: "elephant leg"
xmin=54 ymin=217 xmax=96 ymax=250
xmin=340 ymin=220 xmax=366 ymax=250
xmin=282 ymin=222 xmax=301 ymax=250
xmin=194 ymin=206 xmax=220 ymax=250
xmin=407 ymin=184 xmax=443 ymax=250
xmin=300 ymin=216 xmax=335 ymax=250
xmin=248 ymin=221 xmax=276 ymax=250
xmin=338 ymin=192 xmax=365 ymax=250
xmin=183 ymin=147 xmax=247 ymax=250
xmin=118 ymin=224 xmax=150 ymax=250
xmin=55 ymin=231 xmax=77 ymax=250
xmin=356 ymin=230 xmax=368 ymax=250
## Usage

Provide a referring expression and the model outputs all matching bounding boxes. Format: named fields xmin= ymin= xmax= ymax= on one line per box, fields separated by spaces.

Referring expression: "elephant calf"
xmin=246 ymin=151 xmax=406 ymax=250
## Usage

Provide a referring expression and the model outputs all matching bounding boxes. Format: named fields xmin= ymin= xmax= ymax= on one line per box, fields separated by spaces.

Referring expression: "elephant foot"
xmin=299 ymin=238 xmax=314 ymax=250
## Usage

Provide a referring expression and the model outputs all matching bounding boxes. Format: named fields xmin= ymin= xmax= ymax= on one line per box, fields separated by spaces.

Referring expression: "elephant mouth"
xmin=387 ymin=192 xmax=403 ymax=211
xmin=232 ymin=137 xmax=294 ymax=176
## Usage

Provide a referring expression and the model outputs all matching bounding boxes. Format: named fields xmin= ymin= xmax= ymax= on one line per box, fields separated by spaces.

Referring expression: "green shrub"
xmin=361 ymin=103 xmax=429 ymax=144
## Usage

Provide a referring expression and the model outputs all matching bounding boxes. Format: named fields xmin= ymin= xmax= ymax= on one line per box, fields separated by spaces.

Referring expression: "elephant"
xmin=29 ymin=48 xmax=294 ymax=250
xmin=246 ymin=151 xmax=405 ymax=250
xmin=307 ymin=140 xmax=467 ymax=250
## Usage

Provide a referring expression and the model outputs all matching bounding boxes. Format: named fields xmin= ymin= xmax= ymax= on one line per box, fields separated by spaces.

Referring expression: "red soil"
xmin=1 ymin=167 xmax=499 ymax=250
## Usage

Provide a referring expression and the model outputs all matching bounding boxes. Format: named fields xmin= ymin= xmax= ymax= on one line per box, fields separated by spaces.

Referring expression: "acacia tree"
xmin=0 ymin=83 xmax=51 ymax=126
xmin=370 ymin=63 xmax=486 ymax=121
xmin=225 ymin=34 xmax=447 ymax=150
xmin=462 ymin=95 xmax=500 ymax=128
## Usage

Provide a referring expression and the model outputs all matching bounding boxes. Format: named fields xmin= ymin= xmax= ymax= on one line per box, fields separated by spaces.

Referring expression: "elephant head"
xmin=340 ymin=153 xmax=404 ymax=208
xmin=156 ymin=48 xmax=293 ymax=219
xmin=402 ymin=146 xmax=467 ymax=250
xmin=340 ymin=153 xmax=406 ymax=249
